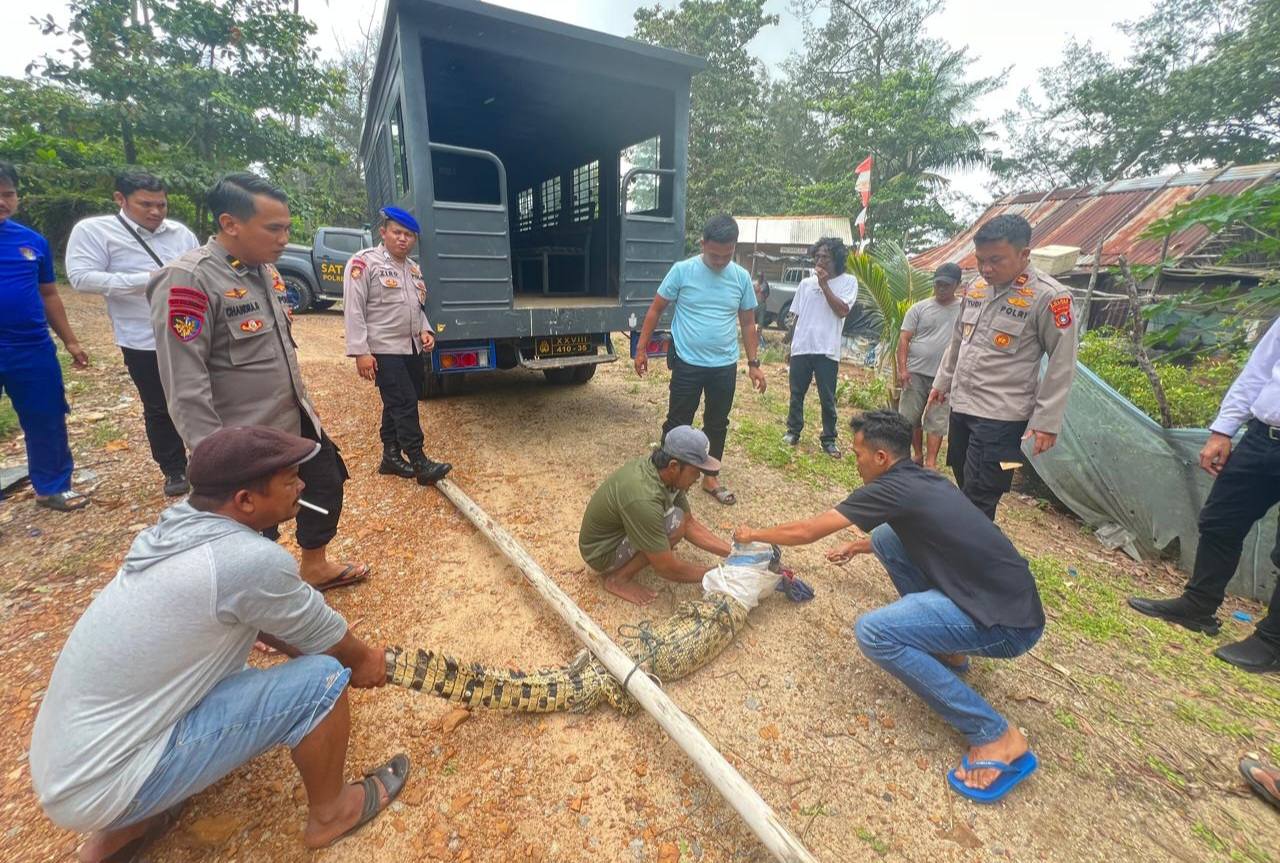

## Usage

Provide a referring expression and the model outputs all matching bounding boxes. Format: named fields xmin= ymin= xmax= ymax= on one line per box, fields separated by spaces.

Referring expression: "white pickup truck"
xmin=761 ymin=266 xmax=812 ymax=328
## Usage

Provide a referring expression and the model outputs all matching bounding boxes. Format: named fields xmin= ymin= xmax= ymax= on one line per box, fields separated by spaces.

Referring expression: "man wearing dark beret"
xmin=30 ymin=426 xmax=410 ymax=860
xmin=343 ymin=206 xmax=451 ymax=484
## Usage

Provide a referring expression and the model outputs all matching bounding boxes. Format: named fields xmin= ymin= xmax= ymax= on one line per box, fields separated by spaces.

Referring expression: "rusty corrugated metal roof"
xmin=912 ymin=162 xmax=1280 ymax=276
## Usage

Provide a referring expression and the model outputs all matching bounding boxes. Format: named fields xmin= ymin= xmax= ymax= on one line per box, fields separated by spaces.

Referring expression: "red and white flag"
xmin=854 ymin=155 xmax=873 ymax=249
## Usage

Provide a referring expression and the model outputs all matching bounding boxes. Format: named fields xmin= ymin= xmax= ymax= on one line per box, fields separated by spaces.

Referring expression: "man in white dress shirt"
xmin=66 ymin=171 xmax=199 ymax=496
xmin=1129 ymin=317 xmax=1280 ymax=673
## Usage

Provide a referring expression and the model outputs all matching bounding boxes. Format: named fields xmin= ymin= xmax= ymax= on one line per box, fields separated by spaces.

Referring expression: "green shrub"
xmin=1079 ymin=329 xmax=1247 ymax=428
xmin=840 ymin=375 xmax=893 ymax=412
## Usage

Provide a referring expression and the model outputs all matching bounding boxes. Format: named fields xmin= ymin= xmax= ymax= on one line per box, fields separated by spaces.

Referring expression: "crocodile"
xmin=384 ymin=543 xmax=786 ymax=715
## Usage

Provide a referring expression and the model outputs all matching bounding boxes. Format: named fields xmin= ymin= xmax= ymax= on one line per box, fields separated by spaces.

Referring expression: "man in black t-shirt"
xmin=735 ymin=410 xmax=1045 ymax=801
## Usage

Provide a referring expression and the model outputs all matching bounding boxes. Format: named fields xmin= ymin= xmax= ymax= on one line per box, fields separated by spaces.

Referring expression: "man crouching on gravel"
xmin=578 ymin=426 xmax=733 ymax=605
xmin=30 ymin=426 xmax=409 ymax=861
xmin=735 ymin=410 xmax=1045 ymax=803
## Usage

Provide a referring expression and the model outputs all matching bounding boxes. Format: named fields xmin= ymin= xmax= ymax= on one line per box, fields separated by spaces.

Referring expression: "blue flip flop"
xmin=947 ymin=751 xmax=1038 ymax=803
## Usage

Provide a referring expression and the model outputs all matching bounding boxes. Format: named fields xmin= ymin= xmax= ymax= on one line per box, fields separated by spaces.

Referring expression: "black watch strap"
xmin=747 ymin=359 xmax=761 ymax=368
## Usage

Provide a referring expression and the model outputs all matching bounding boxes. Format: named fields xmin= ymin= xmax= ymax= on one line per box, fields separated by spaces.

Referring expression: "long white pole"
xmin=433 ymin=479 xmax=819 ymax=863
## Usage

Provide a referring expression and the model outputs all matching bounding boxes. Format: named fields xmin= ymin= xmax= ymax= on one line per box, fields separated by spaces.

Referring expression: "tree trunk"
xmin=1118 ymin=257 xmax=1173 ymax=428
xmin=1079 ymin=237 xmax=1104 ymax=335
xmin=121 ymin=114 xmax=137 ymax=164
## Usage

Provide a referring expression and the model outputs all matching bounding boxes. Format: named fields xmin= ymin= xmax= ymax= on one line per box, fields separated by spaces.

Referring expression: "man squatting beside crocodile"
xmin=737 ymin=410 xmax=1045 ymax=803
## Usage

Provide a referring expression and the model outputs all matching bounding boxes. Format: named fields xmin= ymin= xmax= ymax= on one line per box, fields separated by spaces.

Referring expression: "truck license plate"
xmin=536 ymin=335 xmax=591 ymax=357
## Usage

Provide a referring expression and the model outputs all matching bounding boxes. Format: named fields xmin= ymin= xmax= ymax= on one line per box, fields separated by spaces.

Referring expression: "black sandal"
xmin=325 ymin=753 xmax=411 ymax=846
xmin=1240 ymin=757 xmax=1280 ymax=811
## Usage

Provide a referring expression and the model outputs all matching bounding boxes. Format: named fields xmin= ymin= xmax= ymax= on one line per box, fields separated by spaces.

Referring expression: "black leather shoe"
xmin=1126 ymin=595 xmax=1221 ymax=635
xmin=1214 ymin=635 xmax=1280 ymax=674
xmin=378 ymin=449 xmax=416 ymax=479
xmin=414 ymin=458 xmax=452 ymax=486
xmin=163 ymin=472 xmax=190 ymax=497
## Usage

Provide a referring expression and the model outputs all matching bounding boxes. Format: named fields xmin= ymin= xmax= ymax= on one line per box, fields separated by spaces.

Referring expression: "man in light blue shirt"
xmin=635 ymin=214 xmax=766 ymax=505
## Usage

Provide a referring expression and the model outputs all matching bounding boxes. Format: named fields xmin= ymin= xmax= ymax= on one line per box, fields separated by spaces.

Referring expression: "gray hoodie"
xmin=29 ymin=503 xmax=346 ymax=832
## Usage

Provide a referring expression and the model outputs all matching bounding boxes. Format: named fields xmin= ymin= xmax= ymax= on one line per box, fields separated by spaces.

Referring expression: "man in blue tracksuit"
xmin=0 ymin=161 xmax=91 ymax=511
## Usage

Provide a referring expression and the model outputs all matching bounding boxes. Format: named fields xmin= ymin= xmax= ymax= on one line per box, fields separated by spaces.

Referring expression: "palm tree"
xmin=846 ymin=241 xmax=934 ymax=385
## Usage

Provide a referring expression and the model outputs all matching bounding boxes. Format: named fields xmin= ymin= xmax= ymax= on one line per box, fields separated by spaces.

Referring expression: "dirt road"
xmin=0 ymin=290 xmax=1276 ymax=862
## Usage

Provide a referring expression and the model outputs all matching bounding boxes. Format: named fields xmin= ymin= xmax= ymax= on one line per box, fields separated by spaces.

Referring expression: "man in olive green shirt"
xmin=579 ymin=426 xmax=732 ymax=605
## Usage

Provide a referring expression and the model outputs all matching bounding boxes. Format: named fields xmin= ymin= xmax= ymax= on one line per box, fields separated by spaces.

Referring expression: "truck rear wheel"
xmin=572 ymin=364 xmax=597 ymax=383
xmin=542 ymin=367 xmax=576 ymax=385
xmin=281 ymin=275 xmax=315 ymax=313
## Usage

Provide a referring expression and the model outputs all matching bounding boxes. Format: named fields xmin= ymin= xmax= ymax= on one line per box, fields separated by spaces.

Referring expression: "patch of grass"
xmin=1192 ymin=822 xmax=1229 ymax=855
xmin=1270 ymin=742 xmax=1280 ymax=766
xmin=0 ymin=396 xmax=16 ymax=441
xmin=855 ymin=827 xmax=889 ymax=857
xmin=441 ymin=759 xmax=457 ymax=776
xmin=839 ymin=375 xmax=892 ymax=412
xmin=798 ymin=801 xmax=831 ymax=817
xmin=1030 ymin=555 xmax=1132 ymax=643
xmin=738 ymin=416 xmax=863 ymax=491
xmin=1146 ymin=755 xmax=1186 ymax=789
xmin=1173 ymin=699 xmax=1254 ymax=742
xmin=89 ymin=420 xmax=124 ymax=448
xmin=1054 ymin=708 xmax=1081 ymax=732
xmin=759 ymin=344 xmax=786 ymax=365
xmin=1191 ymin=821 xmax=1275 ymax=863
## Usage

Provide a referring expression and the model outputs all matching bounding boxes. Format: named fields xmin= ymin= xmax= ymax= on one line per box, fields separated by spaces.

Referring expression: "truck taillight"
xmin=437 ymin=346 xmax=491 ymax=372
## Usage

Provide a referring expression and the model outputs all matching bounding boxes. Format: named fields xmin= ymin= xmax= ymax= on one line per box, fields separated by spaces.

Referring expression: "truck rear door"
xmin=619 ymin=167 xmax=680 ymax=305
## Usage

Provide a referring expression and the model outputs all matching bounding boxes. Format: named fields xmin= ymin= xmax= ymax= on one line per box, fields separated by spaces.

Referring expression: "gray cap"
xmin=934 ymin=263 xmax=963 ymax=285
xmin=663 ymin=425 xmax=721 ymax=474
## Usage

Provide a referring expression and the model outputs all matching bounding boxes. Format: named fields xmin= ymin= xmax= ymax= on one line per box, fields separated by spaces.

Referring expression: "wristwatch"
xmin=747 ymin=359 xmax=761 ymax=368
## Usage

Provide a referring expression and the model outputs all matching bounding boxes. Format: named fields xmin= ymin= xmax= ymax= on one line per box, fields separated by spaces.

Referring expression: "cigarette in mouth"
xmin=297 ymin=498 xmax=329 ymax=515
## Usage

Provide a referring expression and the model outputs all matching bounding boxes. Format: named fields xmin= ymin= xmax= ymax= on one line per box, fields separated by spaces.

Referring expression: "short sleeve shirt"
xmin=578 ymin=457 xmax=691 ymax=572
xmin=789 ymin=273 xmax=859 ymax=360
xmin=0 ymin=219 xmax=56 ymax=345
xmin=834 ymin=460 xmax=1045 ymax=630
xmin=901 ymin=297 xmax=963 ymax=376
xmin=657 ymin=256 xmax=756 ymax=367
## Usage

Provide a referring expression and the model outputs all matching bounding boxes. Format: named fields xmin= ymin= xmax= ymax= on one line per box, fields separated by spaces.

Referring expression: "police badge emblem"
xmin=170 ymin=314 xmax=202 ymax=342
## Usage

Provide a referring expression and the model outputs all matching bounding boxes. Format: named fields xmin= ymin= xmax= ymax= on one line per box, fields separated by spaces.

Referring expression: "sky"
xmin=1 ymin=0 xmax=1155 ymax=209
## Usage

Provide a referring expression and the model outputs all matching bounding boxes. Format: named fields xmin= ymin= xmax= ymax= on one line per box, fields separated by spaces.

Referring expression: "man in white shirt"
xmin=66 ymin=171 xmax=199 ymax=496
xmin=783 ymin=237 xmax=859 ymax=458
xmin=1129 ymin=317 xmax=1280 ymax=673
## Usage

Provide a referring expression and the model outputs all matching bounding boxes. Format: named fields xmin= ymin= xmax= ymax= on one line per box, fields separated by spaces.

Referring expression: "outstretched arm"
xmin=735 ymin=509 xmax=852 ymax=547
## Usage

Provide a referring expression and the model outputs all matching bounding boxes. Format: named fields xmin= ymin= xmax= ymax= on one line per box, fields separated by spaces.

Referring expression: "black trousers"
xmin=1184 ymin=420 xmax=1280 ymax=646
xmin=263 ymin=419 xmax=348 ymax=550
xmin=786 ymin=353 xmax=839 ymax=443
xmin=120 ymin=347 xmax=187 ymax=476
xmin=663 ymin=348 xmax=737 ymax=461
xmin=374 ymin=353 xmax=425 ymax=454
xmin=946 ymin=411 xmax=1028 ymax=520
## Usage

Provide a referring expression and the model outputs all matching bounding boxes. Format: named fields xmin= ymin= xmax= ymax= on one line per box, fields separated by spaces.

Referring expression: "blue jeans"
xmin=106 ymin=655 xmax=350 ymax=830
xmin=855 ymin=525 xmax=1043 ymax=745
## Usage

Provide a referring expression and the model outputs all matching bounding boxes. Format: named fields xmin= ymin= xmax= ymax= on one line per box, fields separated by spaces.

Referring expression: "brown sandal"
xmin=314 ymin=563 xmax=371 ymax=593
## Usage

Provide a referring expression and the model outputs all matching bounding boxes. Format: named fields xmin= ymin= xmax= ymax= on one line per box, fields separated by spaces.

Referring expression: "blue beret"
xmin=380 ymin=206 xmax=420 ymax=233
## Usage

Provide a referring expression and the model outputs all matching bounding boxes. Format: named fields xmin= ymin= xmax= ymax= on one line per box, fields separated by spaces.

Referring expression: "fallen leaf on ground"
xmin=441 ymin=707 xmax=471 ymax=734
xmin=186 ymin=814 xmax=243 ymax=847
xmin=658 ymin=841 xmax=680 ymax=863
xmin=759 ymin=723 xmax=780 ymax=740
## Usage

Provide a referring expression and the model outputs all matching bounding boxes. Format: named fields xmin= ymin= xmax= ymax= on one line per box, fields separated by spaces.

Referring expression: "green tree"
xmin=632 ymin=0 xmax=788 ymax=246
xmin=992 ymin=0 xmax=1280 ymax=190
xmin=779 ymin=0 xmax=997 ymax=250
xmin=9 ymin=0 xmax=355 ymax=243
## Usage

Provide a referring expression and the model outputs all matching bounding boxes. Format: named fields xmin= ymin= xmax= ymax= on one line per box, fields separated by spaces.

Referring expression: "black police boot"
xmin=163 ymin=470 xmax=190 ymax=497
xmin=1126 ymin=594 xmax=1221 ymax=635
xmin=1214 ymin=634 xmax=1280 ymax=674
xmin=378 ymin=447 xmax=416 ymax=479
xmin=409 ymin=450 xmax=452 ymax=485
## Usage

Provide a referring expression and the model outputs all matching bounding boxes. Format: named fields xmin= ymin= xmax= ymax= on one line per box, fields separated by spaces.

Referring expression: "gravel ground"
xmin=0 ymin=288 xmax=1276 ymax=863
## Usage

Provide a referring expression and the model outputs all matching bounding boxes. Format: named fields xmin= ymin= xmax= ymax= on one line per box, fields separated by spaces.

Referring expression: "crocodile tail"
xmin=384 ymin=646 xmax=607 ymax=713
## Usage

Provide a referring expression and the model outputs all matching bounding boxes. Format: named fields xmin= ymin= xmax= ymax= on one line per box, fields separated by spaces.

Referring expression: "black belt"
xmin=1249 ymin=418 xmax=1280 ymax=441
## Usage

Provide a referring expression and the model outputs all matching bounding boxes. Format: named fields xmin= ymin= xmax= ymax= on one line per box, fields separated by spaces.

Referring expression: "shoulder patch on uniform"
xmin=1050 ymin=296 xmax=1073 ymax=329
xmin=170 ymin=312 xmax=203 ymax=342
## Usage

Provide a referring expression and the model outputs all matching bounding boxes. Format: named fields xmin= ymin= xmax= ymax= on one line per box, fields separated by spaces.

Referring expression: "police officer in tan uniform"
xmin=343 ymin=206 xmax=450 ymax=484
xmin=148 ymin=173 xmax=369 ymax=591
xmin=929 ymin=214 xmax=1078 ymax=520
